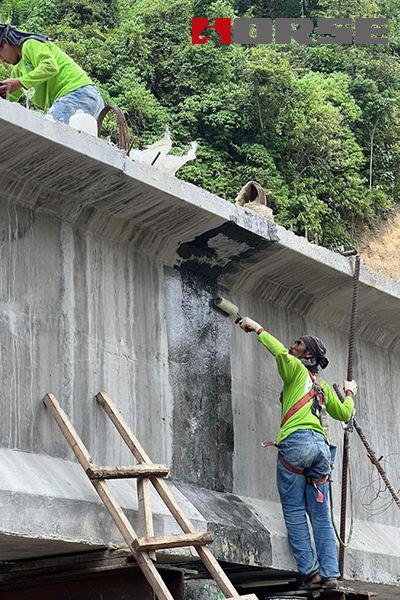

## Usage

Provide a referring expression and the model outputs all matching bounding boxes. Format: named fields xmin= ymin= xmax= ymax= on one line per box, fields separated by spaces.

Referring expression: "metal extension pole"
xmin=339 ymin=254 xmax=361 ymax=577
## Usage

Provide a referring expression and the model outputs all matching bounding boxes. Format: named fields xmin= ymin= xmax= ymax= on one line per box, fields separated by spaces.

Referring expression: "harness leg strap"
xmin=307 ymin=476 xmax=329 ymax=503
xmin=278 ymin=454 xmax=328 ymax=503
xmin=278 ymin=453 xmax=304 ymax=475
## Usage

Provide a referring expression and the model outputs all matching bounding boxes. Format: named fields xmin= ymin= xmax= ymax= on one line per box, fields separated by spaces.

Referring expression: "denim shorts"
xmin=47 ymin=85 xmax=105 ymax=125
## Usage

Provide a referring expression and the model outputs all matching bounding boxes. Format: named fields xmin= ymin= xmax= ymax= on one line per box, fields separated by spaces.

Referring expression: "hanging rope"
xmin=329 ymin=443 xmax=354 ymax=548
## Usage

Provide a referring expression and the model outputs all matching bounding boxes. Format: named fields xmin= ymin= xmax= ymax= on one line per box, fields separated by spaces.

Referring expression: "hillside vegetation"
xmin=1 ymin=0 xmax=399 ymax=250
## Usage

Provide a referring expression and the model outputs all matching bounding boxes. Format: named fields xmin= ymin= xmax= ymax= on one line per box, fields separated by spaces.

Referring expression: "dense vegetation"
xmin=1 ymin=0 xmax=399 ymax=248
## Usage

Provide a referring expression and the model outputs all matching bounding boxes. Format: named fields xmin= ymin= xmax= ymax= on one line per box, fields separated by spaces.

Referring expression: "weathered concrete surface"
xmin=0 ymin=448 xmax=207 ymax=560
xmin=0 ymin=102 xmax=400 ymax=595
xmin=165 ymin=267 xmax=233 ymax=492
xmin=0 ymin=101 xmax=399 ymax=353
xmin=184 ymin=581 xmax=225 ymax=600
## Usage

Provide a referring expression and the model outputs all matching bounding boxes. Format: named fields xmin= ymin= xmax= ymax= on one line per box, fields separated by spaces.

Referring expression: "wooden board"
xmin=271 ymin=587 xmax=374 ymax=599
xmin=138 ymin=478 xmax=156 ymax=561
xmin=228 ymin=596 xmax=258 ymax=600
xmin=134 ymin=532 xmax=213 ymax=552
xmin=87 ymin=465 xmax=169 ymax=479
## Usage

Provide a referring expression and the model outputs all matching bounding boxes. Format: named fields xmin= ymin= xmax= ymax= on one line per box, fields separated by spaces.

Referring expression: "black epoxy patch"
xmin=164 ymin=266 xmax=234 ymax=492
xmin=177 ymin=220 xmax=279 ymax=279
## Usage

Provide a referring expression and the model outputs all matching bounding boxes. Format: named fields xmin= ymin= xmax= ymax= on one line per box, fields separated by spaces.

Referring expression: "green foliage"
xmin=2 ymin=0 xmax=399 ymax=249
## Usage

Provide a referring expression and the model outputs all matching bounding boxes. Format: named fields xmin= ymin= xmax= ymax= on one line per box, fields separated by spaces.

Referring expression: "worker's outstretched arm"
xmin=239 ymin=317 xmax=301 ymax=384
xmin=14 ymin=39 xmax=59 ymax=89
xmin=325 ymin=380 xmax=356 ymax=422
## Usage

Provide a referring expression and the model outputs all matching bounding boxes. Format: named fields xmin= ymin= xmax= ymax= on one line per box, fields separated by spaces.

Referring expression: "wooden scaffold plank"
xmin=138 ymin=477 xmax=157 ymax=561
xmin=134 ymin=532 xmax=213 ymax=552
xmin=87 ymin=465 xmax=169 ymax=479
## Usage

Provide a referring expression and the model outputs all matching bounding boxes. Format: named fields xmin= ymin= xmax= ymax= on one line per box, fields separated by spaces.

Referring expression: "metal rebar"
xmin=329 ymin=458 xmax=354 ymax=548
xmin=151 ymin=151 xmax=161 ymax=166
xmin=334 ymin=383 xmax=400 ymax=512
xmin=339 ymin=255 xmax=361 ymax=577
xmin=97 ymin=104 xmax=130 ymax=152
xmin=347 ymin=255 xmax=360 ymax=382
xmin=352 ymin=419 xmax=400 ymax=511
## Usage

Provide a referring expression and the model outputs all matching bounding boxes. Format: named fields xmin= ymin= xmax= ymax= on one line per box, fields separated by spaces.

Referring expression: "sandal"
xmin=298 ymin=572 xmax=322 ymax=590
xmin=322 ymin=579 xmax=338 ymax=589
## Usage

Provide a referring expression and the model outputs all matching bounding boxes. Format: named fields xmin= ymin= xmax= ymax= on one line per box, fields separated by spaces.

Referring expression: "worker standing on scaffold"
xmin=238 ymin=317 xmax=356 ymax=590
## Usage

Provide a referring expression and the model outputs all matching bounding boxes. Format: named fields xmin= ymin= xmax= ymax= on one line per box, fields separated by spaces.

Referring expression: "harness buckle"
xmin=341 ymin=408 xmax=356 ymax=432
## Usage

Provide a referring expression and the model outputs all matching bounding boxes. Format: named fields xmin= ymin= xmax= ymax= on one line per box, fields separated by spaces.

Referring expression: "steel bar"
xmin=353 ymin=418 xmax=400 ymax=510
xmin=339 ymin=255 xmax=361 ymax=577
xmin=336 ymin=381 xmax=400 ymax=513
xmin=97 ymin=104 xmax=130 ymax=151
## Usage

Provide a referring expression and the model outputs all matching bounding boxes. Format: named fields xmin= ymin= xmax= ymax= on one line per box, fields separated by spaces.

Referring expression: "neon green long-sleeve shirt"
xmin=257 ymin=330 xmax=354 ymax=445
xmin=9 ymin=39 xmax=92 ymax=110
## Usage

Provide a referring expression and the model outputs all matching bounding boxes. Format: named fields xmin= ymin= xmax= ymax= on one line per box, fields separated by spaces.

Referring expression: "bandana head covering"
xmin=0 ymin=24 xmax=48 ymax=47
xmin=299 ymin=335 xmax=329 ymax=374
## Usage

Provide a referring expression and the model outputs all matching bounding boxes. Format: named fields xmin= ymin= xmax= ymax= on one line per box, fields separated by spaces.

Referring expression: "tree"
xmin=3 ymin=0 xmax=399 ymax=249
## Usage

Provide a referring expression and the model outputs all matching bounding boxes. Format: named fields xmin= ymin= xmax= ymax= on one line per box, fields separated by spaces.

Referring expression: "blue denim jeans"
xmin=47 ymin=85 xmax=105 ymax=125
xmin=277 ymin=430 xmax=340 ymax=581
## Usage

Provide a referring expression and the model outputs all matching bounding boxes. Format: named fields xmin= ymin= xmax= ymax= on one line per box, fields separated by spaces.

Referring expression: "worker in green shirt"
xmin=0 ymin=24 xmax=104 ymax=124
xmin=238 ymin=317 xmax=356 ymax=590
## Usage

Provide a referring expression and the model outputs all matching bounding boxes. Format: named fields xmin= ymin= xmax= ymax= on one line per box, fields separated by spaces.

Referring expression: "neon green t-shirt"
xmin=258 ymin=330 xmax=354 ymax=445
xmin=9 ymin=39 xmax=92 ymax=110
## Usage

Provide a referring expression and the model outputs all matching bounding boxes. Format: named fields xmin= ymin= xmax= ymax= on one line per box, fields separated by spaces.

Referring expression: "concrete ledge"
xmin=1 ymin=448 xmax=400 ymax=592
xmin=0 ymin=449 xmax=206 ymax=560
xmin=0 ymin=102 xmax=399 ymax=353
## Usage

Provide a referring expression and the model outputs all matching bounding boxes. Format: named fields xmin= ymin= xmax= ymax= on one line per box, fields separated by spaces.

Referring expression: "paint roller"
xmin=213 ymin=297 xmax=242 ymax=324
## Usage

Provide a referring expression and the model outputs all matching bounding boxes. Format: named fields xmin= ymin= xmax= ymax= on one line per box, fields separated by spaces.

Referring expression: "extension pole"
xmin=339 ymin=255 xmax=361 ymax=577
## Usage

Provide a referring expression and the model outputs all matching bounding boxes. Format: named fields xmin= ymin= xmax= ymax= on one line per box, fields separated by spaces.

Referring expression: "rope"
xmin=329 ymin=457 xmax=354 ymax=548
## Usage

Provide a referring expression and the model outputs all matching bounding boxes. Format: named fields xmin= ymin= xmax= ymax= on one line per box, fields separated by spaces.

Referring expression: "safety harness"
xmin=263 ymin=371 xmax=329 ymax=503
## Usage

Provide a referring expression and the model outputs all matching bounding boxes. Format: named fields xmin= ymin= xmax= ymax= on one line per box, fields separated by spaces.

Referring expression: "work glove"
xmin=343 ymin=379 xmax=357 ymax=396
xmin=238 ymin=317 xmax=264 ymax=334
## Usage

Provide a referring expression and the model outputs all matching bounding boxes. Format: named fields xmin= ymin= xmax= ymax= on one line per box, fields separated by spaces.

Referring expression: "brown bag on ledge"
xmin=234 ymin=181 xmax=274 ymax=222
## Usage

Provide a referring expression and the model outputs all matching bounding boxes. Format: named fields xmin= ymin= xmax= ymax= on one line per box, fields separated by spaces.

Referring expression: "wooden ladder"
xmin=44 ymin=392 xmax=257 ymax=600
